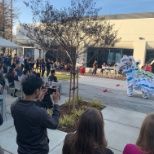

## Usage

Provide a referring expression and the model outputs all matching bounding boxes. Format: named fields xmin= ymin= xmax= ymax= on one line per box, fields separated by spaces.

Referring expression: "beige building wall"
xmin=107 ymin=17 xmax=154 ymax=66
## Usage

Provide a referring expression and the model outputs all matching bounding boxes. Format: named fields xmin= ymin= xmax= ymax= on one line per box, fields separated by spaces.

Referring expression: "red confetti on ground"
xmin=116 ymin=84 xmax=120 ymax=86
xmin=103 ymin=89 xmax=107 ymax=92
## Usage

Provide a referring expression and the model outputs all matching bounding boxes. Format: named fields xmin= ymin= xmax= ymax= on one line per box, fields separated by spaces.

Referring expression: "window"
xmin=24 ymin=48 xmax=34 ymax=59
xmin=87 ymin=47 xmax=133 ymax=68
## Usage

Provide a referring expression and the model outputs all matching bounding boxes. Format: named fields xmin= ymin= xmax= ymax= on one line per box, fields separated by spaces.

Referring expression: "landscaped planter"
xmin=58 ymin=100 xmax=105 ymax=133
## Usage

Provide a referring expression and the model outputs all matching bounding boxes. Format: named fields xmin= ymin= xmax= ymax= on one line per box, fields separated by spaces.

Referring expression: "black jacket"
xmin=0 ymin=113 xmax=3 ymax=125
xmin=11 ymin=98 xmax=60 ymax=154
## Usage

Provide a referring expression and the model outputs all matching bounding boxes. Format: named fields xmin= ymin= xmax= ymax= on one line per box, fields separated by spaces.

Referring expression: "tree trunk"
xmin=72 ymin=64 xmax=76 ymax=110
xmin=76 ymin=67 xmax=79 ymax=105
xmin=68 ymin=68 xmax=73 ymax=111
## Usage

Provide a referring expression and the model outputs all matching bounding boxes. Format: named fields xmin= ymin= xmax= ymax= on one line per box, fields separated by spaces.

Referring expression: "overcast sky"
xmin=13 ymin=0 xmax=154 ymax=33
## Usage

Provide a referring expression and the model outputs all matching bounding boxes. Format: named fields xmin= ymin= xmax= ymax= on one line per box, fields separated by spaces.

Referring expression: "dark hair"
xmin=22 ymin=76 xmax=43 ymax=95
xmin=0 ymin=66 xmax=3 ymax=70
xmin=23 ymin=69 xmax=29 ymax=75
xmin=51 ymin=70 xmax=55 ymax=74
xmin=8 ymin=67 xmax=14 ymax=73
xmin=64 ymin=108 xmax=107 ymax=154
xmin=36 ymin=73 xmax=41 ymax=78
xmin=136 ymin=113 xmax=154 ymax=153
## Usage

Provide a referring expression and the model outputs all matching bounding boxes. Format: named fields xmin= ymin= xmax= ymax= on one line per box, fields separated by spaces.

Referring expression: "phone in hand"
xmin=47 ymin=88 xmax=56 ymax=94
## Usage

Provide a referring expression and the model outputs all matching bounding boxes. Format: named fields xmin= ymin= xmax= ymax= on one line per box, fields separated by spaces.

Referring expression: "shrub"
xmin=80 ymin=105 xmax=88 ymax=110
xmin=73 ymin=108 xmax=85 ymax=119
xmin=75 ymin=96 xmax=84 ymax=104
xmin=89 ymin=100 xmax=103 ymax=109
xmin=46 ymin=109 xmax=53 ymax=115
xmin=59 ymin=115 xmax=75 ymax=128
xmin=65 ymin=96 xmax=84 ymax=106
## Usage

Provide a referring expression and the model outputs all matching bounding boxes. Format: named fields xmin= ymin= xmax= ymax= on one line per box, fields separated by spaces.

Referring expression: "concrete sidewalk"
xmin=0 ymin=77 xmax=147 ymax=154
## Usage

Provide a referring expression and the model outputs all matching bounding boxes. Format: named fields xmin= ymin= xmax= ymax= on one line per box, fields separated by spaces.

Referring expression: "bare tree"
xmin=0 ymin=0 xmax=18 ymax=39
xmin=22 ymin=0 xmax=120 ymax=110
xmin=0 ymin=0 xmax=19 ymax=53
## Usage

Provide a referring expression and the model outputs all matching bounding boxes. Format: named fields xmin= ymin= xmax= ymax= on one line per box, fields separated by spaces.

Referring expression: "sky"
xmin=13 ymin=0 xmax=154 ymax=34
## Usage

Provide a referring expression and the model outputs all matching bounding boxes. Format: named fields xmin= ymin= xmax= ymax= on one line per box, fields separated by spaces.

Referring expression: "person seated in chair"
xmin=5 ymin=67 xmax=18 ymax=97
xmin=15 ymin=65 xmax=23 ymax=77
xmin=0 ymin=66 xmax=5 ymax=89
xmin=48 ymin=70 xmax=57 ymax=82
xmin=0 ymin=113 xmax=4 ymax=154
xmin=20 ymin=69 xmax=29 ymax=84
xmin=100 ymin=62 xmax=107 ymax=75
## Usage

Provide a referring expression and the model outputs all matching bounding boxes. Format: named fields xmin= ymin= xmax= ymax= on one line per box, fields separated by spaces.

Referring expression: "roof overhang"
xmin=0 ymin=37 xmax=21 ymax=48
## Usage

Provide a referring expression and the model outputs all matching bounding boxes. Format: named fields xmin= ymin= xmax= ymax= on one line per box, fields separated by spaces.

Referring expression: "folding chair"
xmin=4 ymin=78 xmax=11 ymax=94
xmin=0 ymin=89 xmax=7 ymax=121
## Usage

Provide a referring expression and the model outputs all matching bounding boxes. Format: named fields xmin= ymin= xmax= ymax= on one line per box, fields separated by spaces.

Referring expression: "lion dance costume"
xmin=116 ymin=55 xmax=154 ymax=99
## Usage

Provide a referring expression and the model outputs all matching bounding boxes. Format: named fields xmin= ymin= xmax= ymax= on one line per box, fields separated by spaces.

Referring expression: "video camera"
xmin=42 ymin=84 xmax=56 ymax=94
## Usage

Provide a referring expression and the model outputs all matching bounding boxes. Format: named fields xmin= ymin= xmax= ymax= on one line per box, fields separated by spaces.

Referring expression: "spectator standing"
xmin=40 ymin=59 xmax=46 ymax=78
xmin=92 ymin=60 xmax=98 ymax=75
xmin=80 ymin=58 xmax=86 ymax=75
xmin=123 ymin=113 xmax=154 ymax=154
xmin=11 ymin=76 xmax=60 ymax=154
xmin=46 ymin=59 xmax=51 ymax=77
xmin=35 ymin=58 xmax=40 ymax=72
xmin=5 ymin=55 xmax=12 ymax=72
xmin=19 ymin=55 xmax=25 ymax=70
xmin=62 ymin=108 xmax=114 ymax=154
xmin=145 ymin=63 xmax=152 ymax=72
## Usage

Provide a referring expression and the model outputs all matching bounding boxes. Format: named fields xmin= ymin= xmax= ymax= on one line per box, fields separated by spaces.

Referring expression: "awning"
xmin=0 ymin=37 xmax=21 ymax=48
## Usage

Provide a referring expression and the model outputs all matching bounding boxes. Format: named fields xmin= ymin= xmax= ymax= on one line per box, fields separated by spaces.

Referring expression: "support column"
xmin=133 ymin=40 xmax=146 ymax=67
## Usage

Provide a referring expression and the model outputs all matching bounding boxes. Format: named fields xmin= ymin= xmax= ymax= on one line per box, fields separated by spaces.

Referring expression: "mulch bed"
xmin=58 ymin=101 xmax=105 ymax=133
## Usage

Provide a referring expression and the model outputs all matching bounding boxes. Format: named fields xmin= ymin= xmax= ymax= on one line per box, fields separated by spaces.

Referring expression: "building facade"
xmin=86 ymin=12 xmax=154 ymax=69
xmin=16 ymin=12 xmax=154 ymax=68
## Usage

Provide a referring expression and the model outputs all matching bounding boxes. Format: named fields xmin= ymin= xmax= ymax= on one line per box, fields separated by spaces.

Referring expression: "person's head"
xmin=136 ymin=113 xmax=154 ymax=153
xmin=71 ymin=108 xmax=107 ymax=154
xmin=8 ymin=67 xmax=14 ymax=74
xmin=15 ymin=65 xmax=21 ymax=70
xmin=51 ymin=70 xmax=55 ymax=75
xmin=22 ymin=76 xmax=43 ymax=98
xmin=23 ymin=69 xmax=29 ymax=76
xmin=36 ymin=73 xmax=41 ymax=78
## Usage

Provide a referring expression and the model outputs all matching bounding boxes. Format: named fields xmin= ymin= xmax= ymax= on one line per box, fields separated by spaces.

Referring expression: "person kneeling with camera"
xmin=11 ymin=75 xmax=60 ymax=154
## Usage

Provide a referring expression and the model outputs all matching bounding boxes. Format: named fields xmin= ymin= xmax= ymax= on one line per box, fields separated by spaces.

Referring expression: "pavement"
xmin=0 ymin=76 xmax=149 ymax=154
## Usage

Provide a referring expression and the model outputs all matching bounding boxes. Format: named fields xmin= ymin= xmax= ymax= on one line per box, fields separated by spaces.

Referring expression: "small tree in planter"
xmin=21 ymin=0 xmax=120 ymax=111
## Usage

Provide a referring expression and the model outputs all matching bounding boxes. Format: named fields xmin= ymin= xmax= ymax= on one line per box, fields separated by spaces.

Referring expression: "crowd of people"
xmin=0 ymin=54 xmax=154 ymax=154
xmin=1 ymin=76 xmax=154 ymax=154
xmin=0 ymin=53 xmax=62 ymax=97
